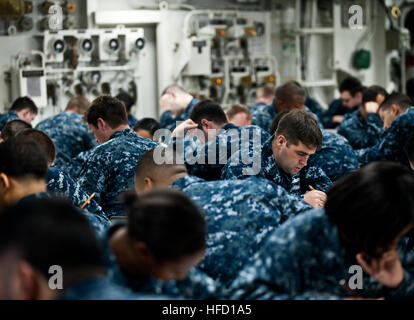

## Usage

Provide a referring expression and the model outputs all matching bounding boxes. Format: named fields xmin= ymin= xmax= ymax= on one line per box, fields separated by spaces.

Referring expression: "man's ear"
xmin=200 ymin=119 xmax=211 ymax=129
xmin=16 ymin=261 xmax=38 ymax=300
xmin=143 ymin=177 xmax=153 ymax=193
xmin=275 ymin=134 xmax=287 ymax=147
xmin=391 ymin=104 xmax=401 ymax=116
xmin=97 ymin=118 xmax=106 ymax=131
xmin=0 ymin=173 xmax=11 ymax=191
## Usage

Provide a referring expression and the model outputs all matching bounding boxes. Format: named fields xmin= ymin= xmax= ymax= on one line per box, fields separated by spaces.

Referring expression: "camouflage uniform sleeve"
xmin=227 ymin=224 xmax=307 ymax=299
xmin=159 ymin=111 xmax=176 ymax=132
xmin=78 ymin=151 xmax=112 ymax=207
xmin=172 ymin=267 xmax=221 ymax=300
xmin=303 ymin=166 xmax=332 ymax=193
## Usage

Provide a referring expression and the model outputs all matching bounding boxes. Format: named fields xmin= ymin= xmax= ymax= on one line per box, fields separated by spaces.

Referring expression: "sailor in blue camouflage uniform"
xmin=102 ymin=189 xmax=219 ymax=299
xmin=337 ymin=108 xmax=383 ymax=149
xmin=0 ymin=96 xmax=38 ymax=131
xmin=78 ymin=96 xmax=158 ymax=219
xmin=159 ymin=84 xmax=200 ymax=132
xmin=228 ymin=162 xmax=414 ymax=300
xmin=169 ymin=100 xmax=269 ymax=180
xmin=356 ymin=93 xmax=414 ymax=166
xmin=269 ymin=111 xmax=359 ymax=181
xmin=36 ymin=96 xmax=96 ymax=167
xmin=222 ymin=110 xmax=332 ymax=210
xmin=337 ymin=86 xmax=388 ymax=150
xmin=0 ymin=197 xmax=159 ymax=300
xmin=134 ymin=147 xmax=312 ymax=287
xmin=250 ymin=82 xmax=324 ymax=133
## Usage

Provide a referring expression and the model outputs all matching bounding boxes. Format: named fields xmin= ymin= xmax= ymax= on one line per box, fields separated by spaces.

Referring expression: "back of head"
xmin=133 ymin=118 xmax=160 ymax=136
xmin=226 ymin=104 xmax=252 ymax=121
xmin=325 ymin=161 xmax=414 ymax=258
xmin=65 ymin=96 xmax=91 ymax=115
xmin=161 ymin=84 xmax=187 ymax=96
xmin=115 ymin=92 xmax=135 ymax=112
xmin=378 ymin=92 xmax=412 ymax=113
xmin=275 ymin=81 xmax=306 ymax=109
xmin=16 ymin=129 xmax=56 ymax=166
xmin=85 ymin=95 xmax=128 ymax=129
xmin=135 ymin=147 xmax=187 ymax=190
xmin=10 ymin=97 xmax=38 ymax=114
xmin=189 ymin=100 xmax=227 ymax=126
xmin=270 ymin=110 xmax=291 ymax=135
xmin=0 ymin=198 xmax=104 ymax=284
xmin=362 ymin=86 xmax=389 ymax=105
xmin=339 ymin=76 xmax=364 ymax=96
xmin=257 ymin=85 xmax=275 ymax=99
xmin=1 ymin=120 xmax=31 ymax=141
xmin=0 ymin=136 xmax=48 ymax=181
xmin=123 ymin=189 xmax=206 ymax=263
xmin=275 ymin=109 xmax=322 ymax=150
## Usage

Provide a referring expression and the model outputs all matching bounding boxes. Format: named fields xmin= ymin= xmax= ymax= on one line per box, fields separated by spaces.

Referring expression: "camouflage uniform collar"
xmin=171 ymin=174 xmax=204 ymax=189
xmin=109 ymin=128 xmax=134 ymax=140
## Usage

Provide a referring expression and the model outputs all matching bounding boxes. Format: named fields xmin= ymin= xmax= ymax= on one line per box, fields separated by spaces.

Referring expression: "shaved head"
xmin=134 ymin=147 xmax=188 ymax=194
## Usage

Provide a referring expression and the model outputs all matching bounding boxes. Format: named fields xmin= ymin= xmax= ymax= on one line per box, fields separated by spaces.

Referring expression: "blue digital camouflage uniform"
xmin=128 ymin=114 xmax=138 ymax=128
xmin=171 ymin=174 xmax=312 ymax=287
xmin=78 ymin=128 xmax=159 ymax=218
xmin=57 ymin=148 xmax=95 ymax=179
xmin=159 ymin=98 xmax=200 ymax=132
xmin=250 ymin=103 xmax=275 ymax=133
xmin=47 ymin=167 xmax=110 ymax=227
xmin=60 ymin=276 xmax=170 ymax=300
xmin=308 ymin=130 xmax=359 ymax=181
xmin=228 ymin=209 xmax=414 ymax=300
xmin=251 ymin=103 xmax=324 ymax=134
xmin=170 ymin=123 xmax=270 ymax=180
xmin=103 ymin=224 xmax=219 ymax=299
xmin=221 ymin=135 xmax=333 ymax=195
xmin=337 ymin=109 xmax=384 ymax=149
xmin=36 ymin=112 xmax=96 ymax=167
xmin=356 ymin=107 xmax=414 ymax=166
xmin=0 ymin=110 xmax=20 ymax=131
xmin=17 ymin=192 xmax=110 ymax=238
xmin=322 ymin=98 xmax=358 ymax=129
xmin=305 ymin=97 xmax=324 ymax=124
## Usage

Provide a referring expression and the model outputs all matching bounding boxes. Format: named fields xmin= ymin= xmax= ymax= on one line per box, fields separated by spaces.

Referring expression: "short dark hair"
xmin=275 ymin=109 xmax=322 ymax=150
xmin=378 ymin=92 xmax=412 ymax=112
xmin=133 ymin=118 xmax=160 ymax=136
xmin=16 ymin=129 xmax=56 ymax=165
xmin=85 ymin=95 xmax=128 ymax=129
xmin=189 ymin=100 xmax=227 ymax=126
xmin=161 ymin=84 xmax=187 ymax=96
xmin=362 ymin=86 xmax=389 ymax=105
xmin=10 ymin=96 xmax=38 ymax=114
xmin=257 ymin=85 xmax=275 ymax=99
xmin=66 ymin=96 xmax=90 ymax=115
xmin=115 ymin=92 xmax=135 ymax=111
xmin=1 ymin=120 xmax=31 ymax=141
xmin=226 ymin=104 xmax=252 ymax=121
xmin=275 ymin=81 xmax=305 ymax=104
xmin=0 ymin=136 xmax=48 ymax=181
xmin=270 ymin=110 xmax=291 ymax=135
xmin=0 ymin=198 xmax=104 ymax=280
xmin=339 ymin=76 xmax=364 ymax=97
xmin=404 ymin=132 xmax=414 ymax=162
xmin=122 ymin=189 xmax=206 ymax=263
xmin=325 ymin=161 xmax=414 ymax=258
